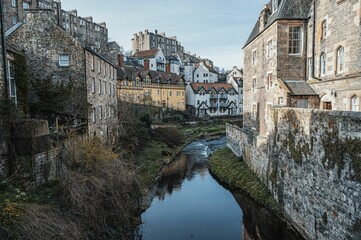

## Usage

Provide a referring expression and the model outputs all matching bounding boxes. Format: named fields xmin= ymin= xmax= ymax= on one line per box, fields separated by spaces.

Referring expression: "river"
xmin=135 ymin=137 xmax=305 ymax=240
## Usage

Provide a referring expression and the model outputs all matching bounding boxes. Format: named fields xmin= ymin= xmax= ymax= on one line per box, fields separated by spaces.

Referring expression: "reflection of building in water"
xmin=155 ymin=153 xmax=208 ymax=200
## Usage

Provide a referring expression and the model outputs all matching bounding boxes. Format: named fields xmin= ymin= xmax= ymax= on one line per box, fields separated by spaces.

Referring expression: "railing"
xmin=219 ymin=94 xmax=228 ymax=99
xmin=210 ymin=103 xmax=218 ymax=108
xmin=210 ymin=95 xmax=218 ymax=100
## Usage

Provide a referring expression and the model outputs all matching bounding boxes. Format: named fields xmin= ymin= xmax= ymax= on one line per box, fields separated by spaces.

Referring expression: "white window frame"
xmin=91 ymin=78 xmax=95 ymax=94
xmin=289 ymin=26 xmax=302 ymax=55
xmin=11 ymin=0 xmax=16 ymax=7
xmin=8 ymin=60 xmax=17 ymax=104
xmin=59 ymin=54 xmax=70 ymax=67
xmin=320 ymin=53 xmax=326 ymax=76
xmin=337 ymin=47 xmax=344 ymax=73
xmin=351 ymin=95 xmax=359 ymax=112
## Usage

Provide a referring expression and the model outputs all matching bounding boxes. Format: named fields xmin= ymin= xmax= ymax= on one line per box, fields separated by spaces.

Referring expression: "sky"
xmin=61 ymin=0 xmax=265 ymax=70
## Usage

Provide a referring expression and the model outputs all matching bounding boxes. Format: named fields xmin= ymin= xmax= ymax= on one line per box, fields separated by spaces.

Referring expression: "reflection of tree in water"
xmin=233 ymin=192 xmax=305 ymax=240
xmin=155 ymin=153 xmax=209 ymax=200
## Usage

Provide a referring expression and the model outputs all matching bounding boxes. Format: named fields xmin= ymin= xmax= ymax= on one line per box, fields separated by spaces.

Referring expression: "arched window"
xmin=320 ymin=52 xmax=326 ymax=76
xmin=336 ymin=47 xmax=345 ymax=73
xmin=351 ymin=95 xmax=359 ymax=111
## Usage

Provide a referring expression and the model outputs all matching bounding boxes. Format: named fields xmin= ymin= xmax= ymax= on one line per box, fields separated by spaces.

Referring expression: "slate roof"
xmin=203 ymin=64 xmax=218 ymax=74
xmin=283 ymin=80 xmax=317 ymax=96
xmin=182 ymin=57 xmax=194 ymax=64
xmin=189 ymin=83 xmax=237 ymax=94
xmin=244 ymin=0 xmax=312 ymax=48
xmin=166 ymin=55 xmax=178 ymax=61
xmin=133 ymin=49 xmax=158 ymax=59
xmin=117 ymin=66 xmax=185 ymax=86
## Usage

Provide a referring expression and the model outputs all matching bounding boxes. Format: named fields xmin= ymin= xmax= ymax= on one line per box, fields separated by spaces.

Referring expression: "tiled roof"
xmin=244 ymin=0 xmax=312 ymax=48
xmin=133 ymin=49 xmax=158 ymax=59
xmin=190 ymin=83 xmax=237 ymax=94
xmin=283 ymin=80 xmax=317 ymax=96
xmin=204 ymin=64 xmax=218 ymax=74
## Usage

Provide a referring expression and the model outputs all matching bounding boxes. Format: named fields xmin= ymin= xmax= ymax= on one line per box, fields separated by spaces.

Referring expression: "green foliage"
xmin=30 ymin=78 xmax=73 ymax=116
xmin=209 ymin=147 xmax=279 ymax=211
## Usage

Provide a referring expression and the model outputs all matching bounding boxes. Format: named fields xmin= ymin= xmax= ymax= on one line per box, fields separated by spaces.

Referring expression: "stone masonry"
xmin=227 ymin=108 xmax=361 ymax=240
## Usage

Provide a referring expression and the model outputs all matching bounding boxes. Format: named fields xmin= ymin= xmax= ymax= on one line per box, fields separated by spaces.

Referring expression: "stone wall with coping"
xmin=226 ymin=107 xmax=361 ymax=240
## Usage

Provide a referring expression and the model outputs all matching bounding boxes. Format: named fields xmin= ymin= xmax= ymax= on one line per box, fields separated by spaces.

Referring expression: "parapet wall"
xmin=226 ymin=108 xmax=361 ymax=240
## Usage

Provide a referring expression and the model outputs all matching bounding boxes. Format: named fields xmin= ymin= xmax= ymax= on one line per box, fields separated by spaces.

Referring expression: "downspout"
xmin=0 ymin=0 xmax=8 ymax=96
xmin=312 ymin=0 xmax=322 ymax=81
xmin=83 ymin=48 xmax=89 ymax=138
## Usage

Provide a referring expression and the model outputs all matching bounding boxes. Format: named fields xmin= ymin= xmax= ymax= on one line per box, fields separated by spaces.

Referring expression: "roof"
xmin=85 ymin=47 xmax=116 ymax=68
xmin=133 ymin=49 xmax=159 ymax=59
xmin=117 ymin=66 xmax=185 ymax=86
xmin=166 ymin=55 xmax=178 ymax=61
xmin=282 ymin=80 xmax=317 ymax=96
xmin=201 ymin=64 xmax=218 ymax=74
xmin=243 ymin=0 xmax=312 ymax=48
xmin=190 ymin=83 xmax=237 ymax=94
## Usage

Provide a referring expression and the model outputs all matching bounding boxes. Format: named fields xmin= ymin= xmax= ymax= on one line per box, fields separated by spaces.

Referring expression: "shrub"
xmin=153 ymin=127 xmax=183 ymax=148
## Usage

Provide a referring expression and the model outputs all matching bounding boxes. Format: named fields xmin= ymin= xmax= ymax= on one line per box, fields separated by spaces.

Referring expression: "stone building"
xmin=132 ymin=29 xmax=185 ymax=58
xmin=306 ymin=0 xmax=361 ymax=111
xmin=6 ymin=9 xmax=117 ymax=144
xmin=2 ymin=0 xmax=120 ymax=65
xmin=243 ymin=0 xmax=317 ymax=137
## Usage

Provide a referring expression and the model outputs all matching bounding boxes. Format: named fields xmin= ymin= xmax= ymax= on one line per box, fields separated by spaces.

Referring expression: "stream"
xmin=135 ymin=137 xmax=305 ymax=240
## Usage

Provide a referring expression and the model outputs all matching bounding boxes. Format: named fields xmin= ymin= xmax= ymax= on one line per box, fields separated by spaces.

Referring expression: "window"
xmin=278 ymin=97 xmax=284 ymax=105
xmin=59 ymin=54 xmax=70 ymax=66
xmin=252 ymin=78 xmax=257 ymax=92
xmin=321 ymin=20 xmax=327 ymax=40
xmin=92 ymin=107 xmax=96 ymax=123
xmin=272 ymin=0 xmax=278 ymax=12
xmin=336 ymin=47 xmax=344 ymax=73
xmin=169 ymin=91 xmax=172 ymax=96
xmin=157 ymin=89 xmax=160 ymax=96
xmin=91 ymin=78 xmax=95 ymax=94
xmin=11 ymin=0 xmax=16 ymax=7
xmin=23 ymin=2 xmax=29 ymax=9
xmin=91 ymin=54 xmax=94 ymax=71
xmin=100 ymin=106 xmax=103 ymax=120
xmin=197 ymin=100 xmax=200 ymax=105
xmin=98 ymin=79 xmax=102 ymax=94
xmin=252 ymin=50 xmax=257 ymax=65
xmin=320 ymin=53 xmax=326 ymax=76
xmin=351 ymin=96 xmax=359 ymax=111
xmin=12 ymin=15 xmax=17 ymax=24
xmin=109 ymin=83 xmax=111 ymax=96
xmin=104 ymin=81 xmax=107 ymax=95
xmin=267 ymin=74 xmax=272 ymax=90
xmin=252 ymin=104 xmax=257 ymax=118
xmin=289 ymin=26 xmax=302 ymax=55
xmin=8 ymin=61 xmax=16 ymax=103
xmin=297 ymin=99 xmax=308 ymax=108
xmin=112 ymin=84 xmax=115 ymax=97
xmin=267 ymin=40 xmax=273 ymax=57
xmin=98 ymin=58 xmax=101 ymax=73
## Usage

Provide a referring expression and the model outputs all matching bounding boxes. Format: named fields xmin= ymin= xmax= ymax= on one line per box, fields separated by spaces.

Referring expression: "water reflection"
xmin=137 ymin=137 xmax=305 ymax=240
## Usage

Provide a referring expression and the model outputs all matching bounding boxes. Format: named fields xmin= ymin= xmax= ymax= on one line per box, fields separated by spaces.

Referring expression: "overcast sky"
xmin=62 ymin=0 xmax=265 ymax=70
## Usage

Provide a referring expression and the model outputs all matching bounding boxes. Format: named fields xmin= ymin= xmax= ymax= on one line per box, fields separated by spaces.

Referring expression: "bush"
xmin=153 ymin=127 xmax=183 ymax=148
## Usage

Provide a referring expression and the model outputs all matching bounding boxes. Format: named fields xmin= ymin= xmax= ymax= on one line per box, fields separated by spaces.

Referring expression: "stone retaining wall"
xmin=226 ymin=108 xmax=361 ymax=240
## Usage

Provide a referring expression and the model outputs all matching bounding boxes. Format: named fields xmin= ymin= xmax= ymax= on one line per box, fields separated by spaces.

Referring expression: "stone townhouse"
xmin=243 ymin=0 xmax=319 ymax=137
xmin=2 ymin=0 xmax=120 ymax=65
xmin=6 ymin=9 xmax=117 ymax=144
xmin=186 ymin=83 xmax=240 ymax=117
xmin=132 ymin=29 xmax=185 ymax=58
xmin=118 ymin=60 xmax=186 ymax=111
xmin=306 ymin=0 xmax=361 ymax=111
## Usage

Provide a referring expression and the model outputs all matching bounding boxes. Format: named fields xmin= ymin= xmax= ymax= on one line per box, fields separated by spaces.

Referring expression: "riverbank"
xmin=209 ymin=147 xmax=280 ymax=211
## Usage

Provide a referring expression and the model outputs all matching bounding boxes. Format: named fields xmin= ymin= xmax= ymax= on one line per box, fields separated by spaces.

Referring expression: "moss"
xmin=321 ymin=131 xmax=361 ymax=180
xmin=209 ymin=148 xmax=280 ymax=211
xmin=353 ymin=219 xmax=361 ymax=232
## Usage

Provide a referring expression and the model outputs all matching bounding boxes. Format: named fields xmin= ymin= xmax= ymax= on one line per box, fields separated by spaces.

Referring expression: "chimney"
xmin=84 ymin=16 xmax=93 ymax=22
xmin=118 ymin=53 xmax=124 ymax=67
xmin=144 ymin=59 xmax=150 ymax=70
xmin=166 ymin=63 xmax=171 ymax=73
xmin=69 ymin=10 xmax=77 ymax=16
xmin=98 ymin=22 xmax=106 ymax=28
xmin=259 ymin=4 xmax=270 ymax=32
xmin=155 ymin=29 xmax=158 ymax=35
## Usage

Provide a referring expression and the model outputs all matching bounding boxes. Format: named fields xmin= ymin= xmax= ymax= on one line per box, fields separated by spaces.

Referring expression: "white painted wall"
xmin=194 ymin=64 xmax=218 ymax=83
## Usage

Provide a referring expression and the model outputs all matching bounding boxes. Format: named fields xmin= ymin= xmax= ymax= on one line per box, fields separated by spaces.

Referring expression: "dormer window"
xmin=272 ymin=0 xmax=278 ymax=12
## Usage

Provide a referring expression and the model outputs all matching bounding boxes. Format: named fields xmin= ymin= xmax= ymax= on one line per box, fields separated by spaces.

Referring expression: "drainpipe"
xmin=0 ymin=0 xmax=8 ymax=99
xmin=312 ymin=0 xmax=322 ymax=81
xmin=83 ymin=48 xmax=89 ymax=138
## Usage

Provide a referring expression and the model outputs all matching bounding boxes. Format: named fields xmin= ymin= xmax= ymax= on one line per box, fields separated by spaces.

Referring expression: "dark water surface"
xmin=136 ymin=137 xmax=305 ymax=240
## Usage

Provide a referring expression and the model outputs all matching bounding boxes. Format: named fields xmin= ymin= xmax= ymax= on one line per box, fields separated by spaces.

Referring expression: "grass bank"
xmin=209 ymin=147 xmax=279 ymax=211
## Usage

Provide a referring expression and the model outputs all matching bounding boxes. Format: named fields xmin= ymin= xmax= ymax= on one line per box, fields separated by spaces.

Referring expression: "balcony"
xmin=219 ymin=103 xmax=228 ymax=108
xmin=210 ymin=103 xmax=218 ymax=108
xmin=219 ymin=94 xmax=228 ymax=99
xmin=210 ymin=95 xmax=218 ymax=100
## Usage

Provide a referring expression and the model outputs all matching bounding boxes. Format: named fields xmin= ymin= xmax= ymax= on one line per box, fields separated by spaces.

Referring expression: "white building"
xmin=194 ymin=62 xmax=218 ymax=83
xmin=166 ymin=54 xmax=181 ymax=75
xmin=133 ymin=49 xmax=166 ymax=72
xmin=186 ymin=83 xmax=241 ymax=117
xmin=182 ymin=57 xmax=197 ymax=83
xmin=227 ymin=66 xmax=244 ymax=114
